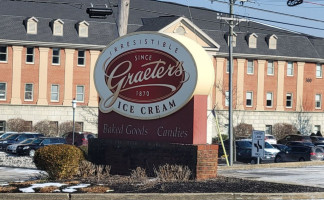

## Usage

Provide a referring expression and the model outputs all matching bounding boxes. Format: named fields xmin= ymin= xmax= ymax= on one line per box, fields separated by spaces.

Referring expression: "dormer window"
xmin=25 ymin=17 xmax=38 ymax=34
xmin=225 ymin=32 xmax=237 ymax=47
xmin=52 ymin=19 xmax=64 ymax=36
xmin=266 ymin=34 xmax=278 ymax=49
xmin=246 ymin=33 xmax=258 ymax=48
xmin=77 ymin=21 xmax=89 ymax=38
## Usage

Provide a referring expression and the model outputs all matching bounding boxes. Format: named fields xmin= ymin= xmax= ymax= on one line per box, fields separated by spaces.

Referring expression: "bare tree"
xmin=293 ymin=105 xmax=312 ymax=135
xmin=59 ymin=121 xmax=82 ymax=136
xmin=273 ymin=123 xmax=297 ymax=140
xmin=33 ymin=120 xmax=58 ymax=137
xmin=7 ymin=118 xmax=27 ymax=132
xmin=233 ymin=123 xmax=253 ymax=139
xmin=80 ymin=106 xmax=98 ymax=128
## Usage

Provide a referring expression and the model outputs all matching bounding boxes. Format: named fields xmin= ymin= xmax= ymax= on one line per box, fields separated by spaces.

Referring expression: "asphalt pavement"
xmin=218 ymin=161 xmax=324 ymax=188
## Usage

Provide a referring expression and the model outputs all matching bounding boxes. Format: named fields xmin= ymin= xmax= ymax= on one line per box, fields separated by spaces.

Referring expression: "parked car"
xmin=0 ymin=132 xmax=17 ymax=139
xmin=63 ymin=132 xmax=96 ymax=146
xmin=0 ymin=133 xmax=44 ymax=151
xmin=286 ymin=141 xmax=315 ymax=147
xmin=265 ymin=134 xmax=277 ymax=144
xmin=277 ymin=134 xmax=312 ymax=145
xmin=272 ymin=144 xmax=287 ymax=152
xmin=219 ymin=139 xmax=279 ymax=164
xmin=275 ymin=146 xmax=324 ymax=162
xmin=16 ymin=137 xmax=67 ymax=157
xmin=311 ymin=136 xmax=324 ymax=143
xmin=6 ymin=138 xmax=36 ymax=154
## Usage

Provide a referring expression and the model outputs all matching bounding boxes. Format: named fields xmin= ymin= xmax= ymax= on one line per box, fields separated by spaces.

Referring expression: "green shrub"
xmin=33 ymin=144 xmax=84 ymax=180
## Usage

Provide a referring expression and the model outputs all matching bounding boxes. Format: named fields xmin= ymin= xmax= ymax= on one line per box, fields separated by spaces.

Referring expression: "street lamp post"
xmin=72 ymin=99 xmax=77 ymax=145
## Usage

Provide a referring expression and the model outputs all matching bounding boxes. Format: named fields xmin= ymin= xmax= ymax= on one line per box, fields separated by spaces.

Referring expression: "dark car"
xmin=16 ymin=137 xmax=66 ymax=157
xmin=277 ymin=134 xmax=312 ymax=145
xmin=0 ymin=132 xmax=17 ymax=139
xmin=64 ymin=132 xmax=96 ymax=146
xmin=286 ymin=141 xmax=315 ymax=147
xmin=311 ymin=136 xmax=324 ymax=143
xmin=6 ymin=138 xmax=36 ymax=154
xmin=0 ymin=133 xmax=44 ymax=151
xmin=272 ymin=144 xmax=287 ymax=152
xmin=275 ymin=146 xmax=324 ymax=162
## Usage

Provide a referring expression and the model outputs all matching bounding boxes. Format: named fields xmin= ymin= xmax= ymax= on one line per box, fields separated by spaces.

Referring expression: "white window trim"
xmin=24 ymin=83 xmax=33 ymax=101
xmin=315 ymin=94 xmax=321 ymax=109
xmin=26 ymin=47 xmax=34 ymax=64
xmin=26 ymin=17 xmax=38 ymax=35
xmin=76 ymin=85 xmax=85 ymax=102
xmin=52 ymin=48 xmax=60 ymax=65
xmin=0 ymin=82 xmax=7 ymax=101
xmin=267 ymin=61 xmax=274 ymax=76
xmin=266 ymin=92 xmax=273 ymax=108
xmin=51 ymin=84 xmax=59 ymax=102
xmin=316 ymin=64 xmax=322 ymax=78
xmin=78 ymin=21 xmax=89 ymax=38
xmin=225 ymin=91 xmax=229 ymax=107
xmin=53 ymin=19 xmax=64 ymax=36
xmin=246 ymin=91 xmax=253 ymax=107
xmin=286 ymin=93 xmax=293 ymax=108
xmin=247 ymin=60 xmax=254 ymax=75
xmin=77 ymin=50 xmax=86 ymax=66
xmin=0 ymin=46 xmax=8 ymax=63
xmin=287 ymin=62 xmax=294 ymax=76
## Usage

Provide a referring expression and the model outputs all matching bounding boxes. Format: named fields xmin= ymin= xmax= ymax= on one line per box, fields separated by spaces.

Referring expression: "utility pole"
xmin=117 ymin=0 xmax=130 ymax=37
xmin=212 ymin=0 xmax=247 ymax=166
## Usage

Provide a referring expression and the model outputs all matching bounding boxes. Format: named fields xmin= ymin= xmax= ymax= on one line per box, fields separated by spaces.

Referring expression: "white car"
xmin=265 ymin=134 xmax=277 ymax=144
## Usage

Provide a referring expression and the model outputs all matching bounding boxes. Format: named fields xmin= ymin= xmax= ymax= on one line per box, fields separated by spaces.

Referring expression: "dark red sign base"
xmin=98 ymin=95 xmax=207 ymax=144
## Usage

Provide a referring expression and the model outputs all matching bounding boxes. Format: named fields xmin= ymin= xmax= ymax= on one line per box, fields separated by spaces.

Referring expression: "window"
xmin=247 ymin=33 xmax=258 ymax=48
xmin=76 ymin=85 xmax=84 ymax=102
xmin=78 ymin=50 xmax=85 ymax=66
xmin=26 ymin=17 xmax=38 ymax=34
xmin=78 ymin=21 xmax=89 ymax=38
xmin=52 ymin=48 xmax=60 ymax=65
xmin=51 ymin=84 xmax=59 ymax=102
xmin=247 ymin=60 xmax=254 ymax=74
xmin=287 ymin=62 xmax=294 ymax=76
xmin=26 ymin=47 xmax=34 ymax=63
xmin=225 ymin=91 xmax=229 ymax=107
xmin=76 ymin=122 xmax=84 ymax=132
xmin=316 ymin=64 xmax=322 ymax=78
xmin=314 ymin=125 xmax=321 ymax=133
xmin=315 ymin=94 xmax=321 ymax=109
xmin=53 ymin=19 xmax=64 ymax=36
xmin=0 ymin=46 xmax=7 ymax=62
xmin=24 ymin=83 xmax=33 ymax=101
xmin=246 ymin=91 xmax=253 ymax=107
xmin=0 ymin=121 xmax=5 ymax=133
xmin=267 ymin=61 xmax=274 ymax=75
xmin=0 ymin=83 xmax=6 ymax=100
xmin=265 ymin=125 xmax=272 ymax=135
xmin=267 ymin=34 xmax=278 ymax=49
xmin=266 ymin=92 xmax=273 ymax=107
xmin=226 ymin=59 xmax=229 ymax=73
xmin=286 ymin=93 xmax=293 ymax=108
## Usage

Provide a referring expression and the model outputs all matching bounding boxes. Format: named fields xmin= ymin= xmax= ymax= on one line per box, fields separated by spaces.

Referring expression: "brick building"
xmin=0 ymin=0 xmax=324 ymax=141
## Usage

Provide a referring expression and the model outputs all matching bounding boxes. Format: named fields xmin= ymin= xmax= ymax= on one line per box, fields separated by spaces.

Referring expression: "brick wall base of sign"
xmin=88 ymin=139 xmax=218 ymax=180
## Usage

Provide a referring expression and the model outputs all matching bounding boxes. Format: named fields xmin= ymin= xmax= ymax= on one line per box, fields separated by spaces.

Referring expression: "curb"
xmin=1 ymin=193 xmax=324 ymax=200
xmin=218 ymin=161 xmax=324 ymax=171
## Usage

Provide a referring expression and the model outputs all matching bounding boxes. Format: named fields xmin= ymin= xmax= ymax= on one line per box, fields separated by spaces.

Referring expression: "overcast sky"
xmin=158 ymin=0 xmax=324 ymax=38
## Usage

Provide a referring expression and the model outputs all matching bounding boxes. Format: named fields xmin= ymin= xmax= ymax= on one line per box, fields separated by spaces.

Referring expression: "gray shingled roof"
xmin=0 ymin=0 xmax=323 ymax=60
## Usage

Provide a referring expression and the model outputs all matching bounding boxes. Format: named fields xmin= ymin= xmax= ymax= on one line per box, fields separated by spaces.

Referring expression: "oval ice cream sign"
xmin=94 ymin=32 xmax=213 ymax=120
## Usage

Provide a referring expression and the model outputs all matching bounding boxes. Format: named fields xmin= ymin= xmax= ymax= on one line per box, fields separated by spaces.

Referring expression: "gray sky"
xmin=159 ymin=0 xmax=324 ymax=38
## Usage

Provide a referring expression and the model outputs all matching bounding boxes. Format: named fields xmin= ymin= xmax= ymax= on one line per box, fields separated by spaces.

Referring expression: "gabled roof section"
xmin=137 ymin=16 xmax=219 ymax=50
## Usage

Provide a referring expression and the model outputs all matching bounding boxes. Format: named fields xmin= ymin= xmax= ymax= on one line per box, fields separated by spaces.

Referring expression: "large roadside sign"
xmin=252 ymin=130 xmax=265 ymax=158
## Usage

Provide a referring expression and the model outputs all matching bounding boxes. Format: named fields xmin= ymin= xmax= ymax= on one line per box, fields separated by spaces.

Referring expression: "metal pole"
xmin=228 ymin=0 xmax=234 ymax=166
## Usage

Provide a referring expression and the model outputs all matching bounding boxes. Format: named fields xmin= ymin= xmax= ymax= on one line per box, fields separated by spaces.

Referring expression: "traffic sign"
xmin=251 ymin=130 xmax=265 ymax=158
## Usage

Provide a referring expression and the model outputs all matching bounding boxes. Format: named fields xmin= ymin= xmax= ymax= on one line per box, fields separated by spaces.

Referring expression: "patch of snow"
xmin=62 ymin=184 xmax=91 ymax=193
xmin=0 ymin=152 xmax=36 ymax=169
xmin=19 ymin=182 xmax=66 ymax=193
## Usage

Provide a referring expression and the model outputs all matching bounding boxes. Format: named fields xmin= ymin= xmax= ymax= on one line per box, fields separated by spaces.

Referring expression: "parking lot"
xmin=219 ymin=162 xmax=324 ymax=188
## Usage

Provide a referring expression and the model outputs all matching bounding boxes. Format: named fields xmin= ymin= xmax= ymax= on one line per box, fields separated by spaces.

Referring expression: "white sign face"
xmin=94 ymin=32 xmax=198 ymax=120
xmin=251 ymin=130 xmax=265 ymax=158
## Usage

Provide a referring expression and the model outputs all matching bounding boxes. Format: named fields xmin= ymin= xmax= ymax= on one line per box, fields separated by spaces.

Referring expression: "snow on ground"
xmin=62 ymin=184 xmax=91 ymax=193
xmin=19 ymin=183 xmax=67 ymax=193
xmin=0 ymin=151 xmax=36 ymax=168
